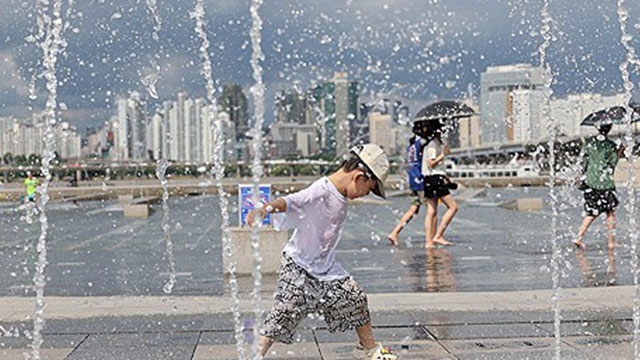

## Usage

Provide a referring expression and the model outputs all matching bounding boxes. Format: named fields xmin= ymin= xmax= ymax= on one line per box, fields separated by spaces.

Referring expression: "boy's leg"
xmin=575 ymin=216 xmax=595 ymax=249
xmin=606 ymin=211 xmax=616 ymax=249
xmin=260 ymin=256 xmax=309 ymax=358
xmin=433 ymin=194 xmax=458 ymax=245
xmin=388 ymin=204 xmax=419 ymax=245
xmin=355 ymin=322 xmax=376 ymax=350
xmin=425 ymin=199 xmax=438 ymax=248
xmin=260 ymin=336 xmax=275 ymax=357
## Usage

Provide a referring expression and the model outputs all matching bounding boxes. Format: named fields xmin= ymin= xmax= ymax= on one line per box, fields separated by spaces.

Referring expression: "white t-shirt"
xmin=422 ymin=139 xmax=446 ymax=176
xmin=277 ymin=177 xmax=349 ymax=281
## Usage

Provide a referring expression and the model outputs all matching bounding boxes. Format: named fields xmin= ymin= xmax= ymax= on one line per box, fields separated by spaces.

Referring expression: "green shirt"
xmin=24 ymin=178 xmax=37 ymax=196
xmin=582 ymin=137 xmax=618 ymax=190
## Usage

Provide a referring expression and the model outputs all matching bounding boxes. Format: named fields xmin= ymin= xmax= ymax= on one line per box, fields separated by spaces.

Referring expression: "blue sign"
xmin=239 ymin=184 xmax=271 ymax=226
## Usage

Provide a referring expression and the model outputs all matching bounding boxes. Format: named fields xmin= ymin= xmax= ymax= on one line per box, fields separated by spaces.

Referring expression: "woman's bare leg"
xmin=433 ymin=195 xmax=458 ymax=246
xmin=606 ymin=211 xmax=616 ymax=249
xmin=388 ymin=205 xmax=419 ymax=245
xmin=575 ymin=216 xmax=596 ymax=249
xmin=425 ymin=199 xmax=438 ymax=248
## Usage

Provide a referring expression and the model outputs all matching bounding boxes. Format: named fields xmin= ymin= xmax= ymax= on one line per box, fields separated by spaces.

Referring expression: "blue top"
xmin=407 ymin=136 xmax=425 ymax=191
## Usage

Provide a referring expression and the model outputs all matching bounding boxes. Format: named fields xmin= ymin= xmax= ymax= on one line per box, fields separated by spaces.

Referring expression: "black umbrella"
xmin=413 ymin=100 xmax=475 ymax=139
xmin=580 ymin=105 xmax=639 ymax=126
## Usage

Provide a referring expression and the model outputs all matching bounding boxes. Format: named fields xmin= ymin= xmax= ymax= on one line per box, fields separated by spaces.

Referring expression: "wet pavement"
xmin=0 ymin=187 xmax=637 ymax=296
xmin=0 ymin=286 xmax=637 ymax=359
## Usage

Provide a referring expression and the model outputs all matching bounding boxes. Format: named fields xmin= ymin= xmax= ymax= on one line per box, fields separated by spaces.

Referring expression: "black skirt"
xmin=423 ymin=175 xmax=451 ymax=199
xmin=583 ymin=187 xmax=618 ymax=217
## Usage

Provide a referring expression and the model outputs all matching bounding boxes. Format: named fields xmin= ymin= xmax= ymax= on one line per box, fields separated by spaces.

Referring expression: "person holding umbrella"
xmin=574 ymin=106 xmax=627 ymax=250
xmin=422 ymin=127 xmax=457 ymax=248
xmin=412 ymin=101 xmax=473 ymax=248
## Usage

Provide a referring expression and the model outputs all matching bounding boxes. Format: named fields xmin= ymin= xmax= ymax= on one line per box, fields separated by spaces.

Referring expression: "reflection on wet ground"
xmin=0 ymin=187 xmax=637 ymax=296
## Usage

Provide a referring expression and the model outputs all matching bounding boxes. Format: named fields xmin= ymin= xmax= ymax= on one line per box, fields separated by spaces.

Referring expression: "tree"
xmin=3 ymin=152 xmax=13 ymax=165
xmin=28 ymin=154 xmax=41 ymax=166
xmin=15 ymin=155 xmax=27 ymax=166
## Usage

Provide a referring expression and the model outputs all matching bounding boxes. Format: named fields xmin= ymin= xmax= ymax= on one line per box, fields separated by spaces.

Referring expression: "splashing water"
xmin=616 ymin=1 xmax=640 ymax=357
xmin=142 ymin=61 xmax=161 ymax=100
xmin=19 ymin=201 xmax=39 ymax=224
xmin=537 ymin=2 xmax=561 ymax=359
xmin=141 ymin=0 xmax=174 ymax=295
xmin=192 ymin=1 xmax=246 ymax=358
xmin=144 ymin=0 xmax=162 ymax=40
xmin=25 ymin=0 xmax=47 ymax=101
xmin=157 ymin=123 xmax=175 ymax=294
xmin=29 ymin=0 xmax=69 ymax=359
xmin=249 ymin=0 xmax=266 ymax=357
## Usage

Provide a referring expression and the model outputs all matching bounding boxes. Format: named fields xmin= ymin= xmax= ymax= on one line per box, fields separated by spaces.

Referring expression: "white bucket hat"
xmin=350 ymin=144 xmax=389 ymax=198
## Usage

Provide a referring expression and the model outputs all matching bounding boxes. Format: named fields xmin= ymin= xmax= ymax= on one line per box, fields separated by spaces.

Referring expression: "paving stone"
xmin=535 ymin=318 xmax=631 ymax=337
xmin=409 ymin=310 xmax=525 ymax=326
xmin=425 ymin=322 xmax=548 ymax=340
xmin=313 ymin=326 xmax=432 ymax=344
xmin=38 ymin=314 xmax=229 ymax=334
xmin=66 ymin=345 xmax=195 ymax=360
xmin=193 ymin=343 xmax=321 ymax=360
xmin=516 ymin=309 xmax=631 ymax=323
xmin=564 ymin=335 xmax=633 ymax=360
xmin=64 ymin=333 xmax=199 ymax=360
xmin=318 ymin=340 xmax=451 ymax=360
xmin=442 ymin=337 xmax=595 ymax=360
xmin=0 ymin=348 xmax=73 ymax=360
xmin=0 ymin=334 xmax=85 ymax=349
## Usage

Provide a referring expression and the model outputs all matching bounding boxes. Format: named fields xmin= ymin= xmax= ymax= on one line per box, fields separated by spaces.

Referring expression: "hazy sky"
xmin=1 ymin=0 xmax=639 ymax=131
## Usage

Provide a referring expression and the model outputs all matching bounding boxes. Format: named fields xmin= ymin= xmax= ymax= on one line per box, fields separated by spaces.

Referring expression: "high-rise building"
xmin=457 ymin=96 xmax=482 ymax=149
xmin=114 ymin=92 xmax=147 ymax=160
xmin=509 ymin=89 xmax=545 ymax=143
xmin=309 ymin=72 xmax=359 ymax=156
xmin=193 ymin=98 xmax=205 ymax=162
xmin=275 ymin=90 xmax=307 ymax=124
xmin=268 ymin=121 xmax=318 ymax=158
xmin=218 ymin=83 xmax=249 ymax=141
xmin=167 ymin=102 xmax=179 ymax=160
xmin=149 ymin=112 xmax=163 ymax=160
xmin=56 ymin=121 xmax=82 ymax=159
xmin=85 ymin=127 xmax=105 ymax=157
xmin=368 ymin=111 xmax=393 ymax=153
xmin=480 ymin=64 xmax=545 ymax=145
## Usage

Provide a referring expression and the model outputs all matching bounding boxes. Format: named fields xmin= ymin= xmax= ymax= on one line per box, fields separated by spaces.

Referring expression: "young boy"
xmin=246 ymin=144 xmax=398 ymax=360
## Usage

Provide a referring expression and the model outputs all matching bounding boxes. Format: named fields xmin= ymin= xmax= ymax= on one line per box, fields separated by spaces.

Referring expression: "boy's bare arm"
xmin=245 ymin=198 xmax=287 ymax=227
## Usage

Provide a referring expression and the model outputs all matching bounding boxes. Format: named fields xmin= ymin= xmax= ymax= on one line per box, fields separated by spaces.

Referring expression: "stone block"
xmin=123 ymin=204 xmax=149 ymax=218
xmin=500 ymin=197 xmax=543 ymax=211
xmin=225 ymin=227 xmax=289 ymax=275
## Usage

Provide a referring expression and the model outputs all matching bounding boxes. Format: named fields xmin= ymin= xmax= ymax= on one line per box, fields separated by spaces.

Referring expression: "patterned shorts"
xmin=583 ymin=187 xmax=618 ymax=217
xmin=261 ymin=255 xmax=371 ymax=344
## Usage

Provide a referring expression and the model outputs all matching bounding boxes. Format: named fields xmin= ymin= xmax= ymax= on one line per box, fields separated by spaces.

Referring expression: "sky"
xmin=1 ymin=0 xmax=639 ymax=133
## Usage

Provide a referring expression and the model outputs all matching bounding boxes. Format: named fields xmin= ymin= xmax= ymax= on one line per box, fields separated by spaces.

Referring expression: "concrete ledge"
xmin=500 ymin=197 xmax=543 ymax=211
xmin=118 ymin=194 xmax=134 ymax=204
xmin=123 ymin=204 xmax=149 ymax=218
xmin=225 ymin=227 xmax=288 ymax=275
xmin=0 ymin=286 xmax=636 ymax=321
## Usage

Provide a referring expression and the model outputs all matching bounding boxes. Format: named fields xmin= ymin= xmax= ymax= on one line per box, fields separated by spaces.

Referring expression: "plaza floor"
xmin=0 ymin=286 xmax=636 ymax=359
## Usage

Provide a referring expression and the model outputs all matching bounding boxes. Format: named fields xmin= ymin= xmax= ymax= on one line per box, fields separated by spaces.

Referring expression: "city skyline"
xmin=1 ymin=1 xmax=639 ymax=132
xmin=1 ymin=62 xmax=638 ymax=162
